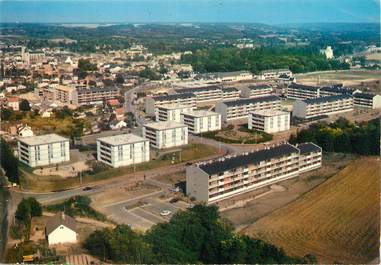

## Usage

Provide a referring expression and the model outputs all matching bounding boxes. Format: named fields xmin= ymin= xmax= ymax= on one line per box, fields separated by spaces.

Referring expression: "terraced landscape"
xmin=242 ymin=157 xmax=380 ymax=263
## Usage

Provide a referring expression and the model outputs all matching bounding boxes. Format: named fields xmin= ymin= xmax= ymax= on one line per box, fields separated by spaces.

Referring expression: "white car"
xmin=160 ymin=210 xmax=172 ymax=216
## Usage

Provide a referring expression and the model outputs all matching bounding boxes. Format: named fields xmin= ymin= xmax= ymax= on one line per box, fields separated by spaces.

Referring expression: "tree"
xmin=19 ymin=99 xmax=31 ymax=111
xmin=0 ymin=138 xmax=19 ymax=183
xmin=115 ymin=74 xmax=125 ymax=84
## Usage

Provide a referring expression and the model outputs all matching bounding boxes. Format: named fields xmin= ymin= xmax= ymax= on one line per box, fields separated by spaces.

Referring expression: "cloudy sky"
xmin=0 ymin=0 xmax=379 ymax=24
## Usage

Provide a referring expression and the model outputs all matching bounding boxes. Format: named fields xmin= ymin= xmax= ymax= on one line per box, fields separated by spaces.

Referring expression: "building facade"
xmin=186 ymin=143 xmax=321 ymax=203
xmin=248 ymin=110 xmax=290 ymax=133
xmin=143 ymin=121 xmax=188 ymax=149
xmin=215 ymin=95 xmax=281 ymax=122
xmin=155 ymin=104 xmax=194 ymax=122
xmin=18 ymin=134 xmax=70 ymax=167
xmin=75 ymin=87 xmax=119 ymax=105
xmin=286 ymin=83 xmax=320 ymax=100
xmin=293 ymin=95 xmax=354 ymax=119
xmin=352 ymin=92 xmax=381 ymax=109
xmin=240 ymin=84 xmax=273 ymax=98
xmin=97 ymin=134 xmax=150 ymax=168
xmin=181 ymin=110 xmax=221 ymax=134
xmin=145 ymin=93 xmax=196 ymax=115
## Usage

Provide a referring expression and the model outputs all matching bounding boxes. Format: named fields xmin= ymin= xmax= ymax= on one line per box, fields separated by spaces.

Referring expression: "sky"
xmin=0 ymin=0 xmax=380 ymax=24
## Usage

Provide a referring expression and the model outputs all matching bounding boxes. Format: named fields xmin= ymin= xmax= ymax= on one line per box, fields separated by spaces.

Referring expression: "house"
xmin=7 ymin=97 xmax=19 ymax=111
xmin=46 ymin=212 xmax=77 ymax=245
xmin=110 ymin=120 xmax=127 ymax=130
xmin=107 ymin=99 xmax=120 ymax=107
xmin=40 ymin=109 xmax=53 ymax=118
xmin=17 ymin=124 xmax=34 ymax=137
xmin=115 ymin=107 xmax=125 ymax=121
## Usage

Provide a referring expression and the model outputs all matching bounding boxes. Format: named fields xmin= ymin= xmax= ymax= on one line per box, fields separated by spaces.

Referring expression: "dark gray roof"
xmin=175 ymin=85 xmax=222 ymax=94
xmin=153 ymin=92 xmax=196 ymax=101
xmin=353 ymin=92 xmax=376 ymax=100
xmin=248 ymin=84 xmax=272 ymax=90
xmin=223 ymin=95 xmax=280 ymax=107
xmin=222 ymin=87 xmax=239 ymax=92
xmin=304 ymin=94 xmax=352 ymax=104
xmin=320 ymin=86 xmax=352 ymax=95
xmin=298 ymin=143 xmax=321 ymax=154
xmin=199 ymin=144 xmax=299 ymax=175
xmin=46 ymin=212 xmax=76 ymax=235
xmin=289 ymin=83 xmax=319 ymax=92
xmin=77 ymin=87 xmax=118 ymax=94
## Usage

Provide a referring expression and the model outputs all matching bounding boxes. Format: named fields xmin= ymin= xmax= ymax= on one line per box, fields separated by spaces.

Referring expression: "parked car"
xmin=160 ymin=210 xmax=172 ymax=216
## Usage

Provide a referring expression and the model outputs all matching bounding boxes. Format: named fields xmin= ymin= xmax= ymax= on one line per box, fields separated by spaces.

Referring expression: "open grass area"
xmin=203 ymin=125 xmax=272 ymax=144
xmin=19 ymin=143 xmax=219 ymax=192
xmin=242 ymin=157 xmax=380 ymax=263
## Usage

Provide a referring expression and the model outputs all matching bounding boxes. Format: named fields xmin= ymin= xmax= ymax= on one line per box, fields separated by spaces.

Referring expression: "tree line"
xmin=84 ymin=204 xmax=316 ymax=264
xmin=181 ymin=47 xmax=350 ymax=74
xmin=0 ymin=138 xmax=19 ymax=184
xmin=289 ymin=118 xmax=380 ymax=155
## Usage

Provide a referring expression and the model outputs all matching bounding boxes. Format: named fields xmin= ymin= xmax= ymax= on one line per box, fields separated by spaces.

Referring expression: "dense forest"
xmin=181 ymin=47 xmax=350 ymax=74
xmin=84 ymin=204 xmax=316 ymax=264
xmin=289 ymin=118 xmax=380 ymax=155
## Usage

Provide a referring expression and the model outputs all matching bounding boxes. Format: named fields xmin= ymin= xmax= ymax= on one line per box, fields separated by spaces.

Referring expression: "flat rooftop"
xmin=19 ymin=134 xmax=68 ymax=146
xmin=97 ymin=133 xmax=147 ymax=146
xmin=144 ymin=121 xmax=187 ymax=130
xmin=182 ymin=110 xmax=220 ymax=118
xmin=158 ymin=104 xmax=192 ymax=110
xmin=251 ymin=109 xmax=290 ymax=117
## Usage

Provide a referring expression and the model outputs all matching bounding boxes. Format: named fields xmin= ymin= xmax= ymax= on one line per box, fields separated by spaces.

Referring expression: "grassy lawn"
xmin=203 ymin=125 xmax=273 ymax=144
xmin=19 ymin=143 xmax=219 ymax=192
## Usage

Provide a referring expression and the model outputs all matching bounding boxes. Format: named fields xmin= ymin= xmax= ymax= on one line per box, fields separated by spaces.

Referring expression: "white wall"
xmin=48 ymin=225 xmax=77 ymax=245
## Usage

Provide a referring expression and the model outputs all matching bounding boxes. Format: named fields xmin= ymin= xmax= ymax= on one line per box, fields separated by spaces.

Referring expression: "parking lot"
xmin=102 ymin=193 xmax=190 ymax=231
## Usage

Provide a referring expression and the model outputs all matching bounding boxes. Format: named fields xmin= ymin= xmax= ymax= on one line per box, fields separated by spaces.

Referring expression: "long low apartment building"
xmin=181 ymin=110 xmax=221 ymax=134
xmin=75 ymin=87 xmax=120 ymax=105
xmin=145 ymin=93 xmax=196 ymax=115
xmin=240 ymin=84 xmax=273 ymax=98
xmin=186 ymin=142 xmax=321 ymax=203
xmin=143 ymin=121 xmax=188 ymax=149
xmin=155 ymin=104 xmax=194 ymax=122
xmin=248 ymin=110 xmax=290 ymax=133
xmin=293 ymin=95 xmax=353 ymax=119
xmin=18 ymin=134 xmax=70 ymax=167
xmin=286 ymin=83 xmax=320 ymax=100
xmin=97 ymin=134 xmax=150 ymax=168
xmin=215 ymin=95 xmax=281 ymax=122
xmin=352 ymin=92 xmax=381 ymax=109
xmin=175 ymin=86 xmax=240 ymax=103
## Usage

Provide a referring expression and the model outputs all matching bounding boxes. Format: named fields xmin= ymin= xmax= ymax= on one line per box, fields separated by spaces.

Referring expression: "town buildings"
xmin=186 ymin=142 xmax=322 ymax=203
xmin=143 ymin=121 xmax=188 ymax=149
xmin=181 ymin=110 xmax=221 ymax=134
xmin=156 ymin=104 xmax=194 ymax=122
xmin=257 ymin=69 xmax=292 ymax=80
xmin=7 ymin=97 xmax=19 ymax=111
xmin=97 ymin=134 xmax=150 ymax=168
xmin=248 ymin=110 xmax=290 ymax=133
xmin=46 ymin=212 xmax=77 ymax=245
xmin=215 ymin=95 xmax=281 ymax=122
xmin=145 ymin=93 xmax=196 ymax=115
xmin=193 ymin=71 xmax=253 ymax=82
xmin=18 ymin=134 xmax=70 ymax=167
xmin=293 ymin=95 xmax=354 ymax=119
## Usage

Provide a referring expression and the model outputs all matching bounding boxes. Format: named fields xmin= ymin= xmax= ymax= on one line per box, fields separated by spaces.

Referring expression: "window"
xmin=60 ymin=142 xmax=66 ymax=157
xmin=118 ymin=145 xmax=124 ymax=160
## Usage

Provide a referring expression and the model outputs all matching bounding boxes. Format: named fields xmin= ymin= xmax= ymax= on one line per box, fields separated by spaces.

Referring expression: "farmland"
xmin=242 ymin=157 xmax=380 ymax=263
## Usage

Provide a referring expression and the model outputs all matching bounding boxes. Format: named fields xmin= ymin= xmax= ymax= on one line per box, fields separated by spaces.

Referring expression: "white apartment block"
xmin=258 ymin=69 xmax=292 ymax=80
xmin=155 ymin=104 xmax=194 ymax=122
xmin=287 ymin=83 xmax=320 ymax=100
xmin=143 ymin=121 xmax=188 ymax=149
xmin=186 ymin=142 xmax=321 ymax=203
xmin=175 ymin=86 xmax=223 ymax=103
xmin=319 ymin=85 xmax=352 ymax=97
xmin=97 ymin=134 xmax=150 ymax=168
xmin=145 ymin=93 xmax=196 ymax=115
xmin=54 ymin=85 xmax=76 ymax=105
xmin=352 ymin=92 xmax=381 ymax=109
xmin=75 ymin=87 xmax=119 ymax=105
xmin=181 ymin=110 xmax=221 ymax=134
xmin=293 ymin=95 xmax=353 ymax=119
xmin=18 ymin=134 xmax=70 ymax=167
xmin=248 ymin=110 xmax=290 ymax=133
xmin=222 ymin=87 xmax=240 ymax=101
xmin=240 ymin=84 xmax=273 ymax=98
xmin=215 ymin=95 xmax=281 ymax=122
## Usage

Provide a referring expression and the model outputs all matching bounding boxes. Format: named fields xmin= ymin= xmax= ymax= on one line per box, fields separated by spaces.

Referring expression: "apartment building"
xmin=54 ymin=85 xmax=76 ymax=105
xmin=215 ymin=95 xmax=281 ymax=122
xmin=258 ymin=69 xmax=292 ymax=80
xmin=143 ymin=121 xmax=188 ymax=149
xmin=175 ymin=86 xmax=223 ymax=103
xmin=293 ymin=95 xmax=353 ymax=119
xmin=319 ymin=85 xmax=352 ymax=97
xmin=181 ymin=110 xmax=221 ymax=134
xmin=156 ymin=104 xmax=194 ymax=122
xmin=97 ymin=134 xmax=150 ymax=168
xmin=18 ymin=134 xmax=70 ymax=167
xmin=352 ymin=92 xmax=381 ymax=109
xmin=194 ymin=71 xmax=253 ymax=82
xmin=286 ymin=83 xmax=320 ymax=100
xmin=145 ymin=93 xmax=196 ymax=115
xmin=75 ymin=87 xmax=119 ymax=105
xmin=186 ymin=142 xmax=322 ymax=203
xmin=222 ymin=87 xmax=240 ymax=101
xmin=248 ymin=110 xmax=290 ymax=133
xmin=240 ymin=84 xmax=273 ymax=98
